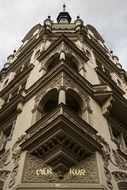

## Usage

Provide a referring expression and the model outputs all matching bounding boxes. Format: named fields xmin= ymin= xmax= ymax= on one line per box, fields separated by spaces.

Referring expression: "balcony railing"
xmin=27 ymin=103 xmax=97 ymax=140
xmin=93 ymin=84 xmax=112 ymax=93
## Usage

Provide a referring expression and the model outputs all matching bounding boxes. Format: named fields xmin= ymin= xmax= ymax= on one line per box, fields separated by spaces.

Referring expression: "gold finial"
xmin=63 ymin=4 xmax=66 ymax=12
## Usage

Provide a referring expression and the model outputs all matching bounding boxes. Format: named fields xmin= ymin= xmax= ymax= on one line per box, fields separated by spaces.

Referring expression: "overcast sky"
xmin=0 ymin=0 xmax=127 ymax=71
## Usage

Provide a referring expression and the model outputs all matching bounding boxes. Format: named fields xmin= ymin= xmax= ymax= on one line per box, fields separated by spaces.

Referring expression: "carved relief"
xmin=0 ymin=149 xmax=10 ymax=169
xmin=112 ymin=149 xmax=127 ymax=170
xmin=96 ymin=136 xmax=113 ymax=189
xmin=22 ymin=153 xmax=99 ymax=183
xmin=0 ymin=170 xmax=10 ymax=181
xmin=101 ymin=96 xmax=115 ymax=117
xmin=112 ymin=171 xmax=127 ymax=182
xmin=9 ymin=135 xmax=27 ymax=188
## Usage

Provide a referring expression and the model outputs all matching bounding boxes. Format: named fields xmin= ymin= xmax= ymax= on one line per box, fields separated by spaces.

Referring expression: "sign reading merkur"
xmin=36 ymin=168 xmax=86 ymax=176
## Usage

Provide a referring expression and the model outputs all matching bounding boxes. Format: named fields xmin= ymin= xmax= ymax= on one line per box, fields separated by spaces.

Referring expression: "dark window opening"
xmin=43 ymin=93 xmax=58 ymax=116
xmin=66 ymin=92 xmax=81 ymax=116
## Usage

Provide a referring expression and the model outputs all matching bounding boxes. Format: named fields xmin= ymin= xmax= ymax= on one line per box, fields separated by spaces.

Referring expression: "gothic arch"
xmin=66 ymin=88 xmax=83 ymax=114
xmin=65 ymin=52 xmax=80 ymax=72
xmin=37 ymin=88 xmax=58 ymax=118
xmin=44 ymin=53 xmax=59 ymax=72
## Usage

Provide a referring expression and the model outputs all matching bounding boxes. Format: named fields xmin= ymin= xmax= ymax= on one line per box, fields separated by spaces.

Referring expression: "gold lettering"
xmin=80 ymin=169 xmax=86 ymax=175
xmin=47 ymin=168 xmax=52 ymax=174
xmin=36 ymin=168 xmax=52 ymax=175
xmin=36 ymin=169 xmax=40 ymax=176
xmin=69 ymin=169 xmax=86 ymax=176
xmin=69 ymin=169 xmax=75 ymax=175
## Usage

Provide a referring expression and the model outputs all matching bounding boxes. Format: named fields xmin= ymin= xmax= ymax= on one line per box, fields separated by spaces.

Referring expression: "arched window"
xmin=46 ymin=53 xmax=59 ymax=72
xmin=43 ymin=93 xmax=58 ymax=116
xmin=66 ymin=53 xmax=79 ymax=72
xmin=38 ymin=89 xmax=58 ymax=119
xmin=34 ymin=88 xmax=85 ymax=123
xmin=66 ymin=89 xmax=82 ymax=117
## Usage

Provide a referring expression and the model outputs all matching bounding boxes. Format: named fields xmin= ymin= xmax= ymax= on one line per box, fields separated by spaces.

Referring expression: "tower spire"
xmin=57 ymin=4 xmax=71 ymax=23
xmin=63 ymin=3 xmax=66 ymax=12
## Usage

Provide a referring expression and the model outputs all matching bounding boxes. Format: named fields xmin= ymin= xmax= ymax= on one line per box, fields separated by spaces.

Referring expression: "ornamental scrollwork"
xmin=0 ymin=170 xmax=10 ymax=181
xmin=96 ymin=135 xmax=113 ymax=189
xmin=112 ymin=149 xmax=127 ymax=170
xmin=0 ymin=149 xmax=10 ymax=169
xmin=9 ymin=134 xmax=27 ymax=188
xmin=112 ymin=171 xmax=127 ymax=182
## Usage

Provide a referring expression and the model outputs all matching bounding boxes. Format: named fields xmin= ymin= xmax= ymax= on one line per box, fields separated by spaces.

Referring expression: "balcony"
xmin=93 ymin=84 xmax=112 ymax=104
xmin=21 ymin=103 xmax=102 ymax=178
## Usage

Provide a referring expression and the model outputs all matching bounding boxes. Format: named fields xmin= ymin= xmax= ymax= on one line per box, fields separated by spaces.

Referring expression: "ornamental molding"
xmin=112 ymin=149 xmax=127 ymax=170
xmin=0 ymin=149 xmax=10 ymax=169
xmin=112 ymin=171 xmax=127 ymax=182
xmin=22 ymin=153 xmax=99 ymax=183
xmin=0 ymin=170 xmax=10 ymax=181
xmin=9 ymin=135 xmax=27 ymax=188
xmin=101 ymin=96 xmax=115 ymax=117
xmin=96 ymin=135 xmax=113 ymax=189
xmin=38 ymin=34 xmax=89 ymax=63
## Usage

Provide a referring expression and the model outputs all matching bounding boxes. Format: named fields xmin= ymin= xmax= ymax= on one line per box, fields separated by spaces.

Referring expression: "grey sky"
xmin=0 ymin=0 xmax=127 ymax=71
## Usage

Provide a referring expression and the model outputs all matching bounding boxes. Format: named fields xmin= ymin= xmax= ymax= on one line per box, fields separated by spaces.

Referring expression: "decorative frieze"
xmin=112 ymin=149 xmax=127 ymax=170
xmin=0 ymin=149 xmax=10 ymax=169
xmin=22 ymin=153 xmax=99 ymax=183
xmin=9 ymin=135 xmax=27 ymax=188
xmin=0 ymin=170 xmax=10 ymax=181
xmin=112 ymin=171 xmax=127 ymax=182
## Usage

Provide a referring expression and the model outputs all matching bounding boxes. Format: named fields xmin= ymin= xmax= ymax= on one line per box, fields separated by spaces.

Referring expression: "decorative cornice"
xmin=0 ymin=94 xmax=24 ymax=124
xmin=37 ymin=34 xmax=89 ymax=62
xmin=25 ymin=60 xmax=93 ymax=102
xmin=0 ymin=64 xmax=34 ymax=97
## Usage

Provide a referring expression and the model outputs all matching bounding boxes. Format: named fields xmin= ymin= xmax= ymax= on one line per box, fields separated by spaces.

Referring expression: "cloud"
xmin=0 ymin=0 xmax=127 ymax=71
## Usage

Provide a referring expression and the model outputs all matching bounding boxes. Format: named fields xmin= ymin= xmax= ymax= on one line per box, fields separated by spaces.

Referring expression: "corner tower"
xmin=0 ymin=5 xmax=127 ymax=190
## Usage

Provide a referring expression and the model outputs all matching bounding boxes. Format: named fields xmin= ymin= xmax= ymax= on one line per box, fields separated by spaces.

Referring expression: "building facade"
xmin=0 ymin=6 xmax=127 ymax=190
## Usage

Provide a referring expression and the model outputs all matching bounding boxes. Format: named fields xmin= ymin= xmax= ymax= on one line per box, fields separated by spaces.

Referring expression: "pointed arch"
xmin=66 ymin=88 xmax=84 ymax=117
xmin=38 ymin=88 xmax=58 ymax=117
xmin=44 ymin=53 xmax=59 ymax=72
xmin=65 ymin=52 xmax=79 ymax=72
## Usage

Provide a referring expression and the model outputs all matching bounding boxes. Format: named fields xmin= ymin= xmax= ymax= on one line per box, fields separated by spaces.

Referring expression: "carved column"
xmin=41 ymin=35 xmax=48 ymax=51
xmin=119 ymin=133 xmax=127 ymax=154
xmin=58 ymin=89 xmax=66 ymax=104
xmin=31 ymin=106 xmax=42 ymax=125
xmin=60 ymin=51 xmax=65 ymax=60
xmin=79 ymin=65 xmax=86 ymax=77
xmin=78 ymin=35 xmax=85 ymax=51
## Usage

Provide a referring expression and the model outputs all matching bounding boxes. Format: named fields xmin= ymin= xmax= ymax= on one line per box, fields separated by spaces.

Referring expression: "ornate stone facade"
xmin=0 ymin=5 xmax=127 ymax=190
xmin=22 ymin=153 xmax=99 ymax=183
